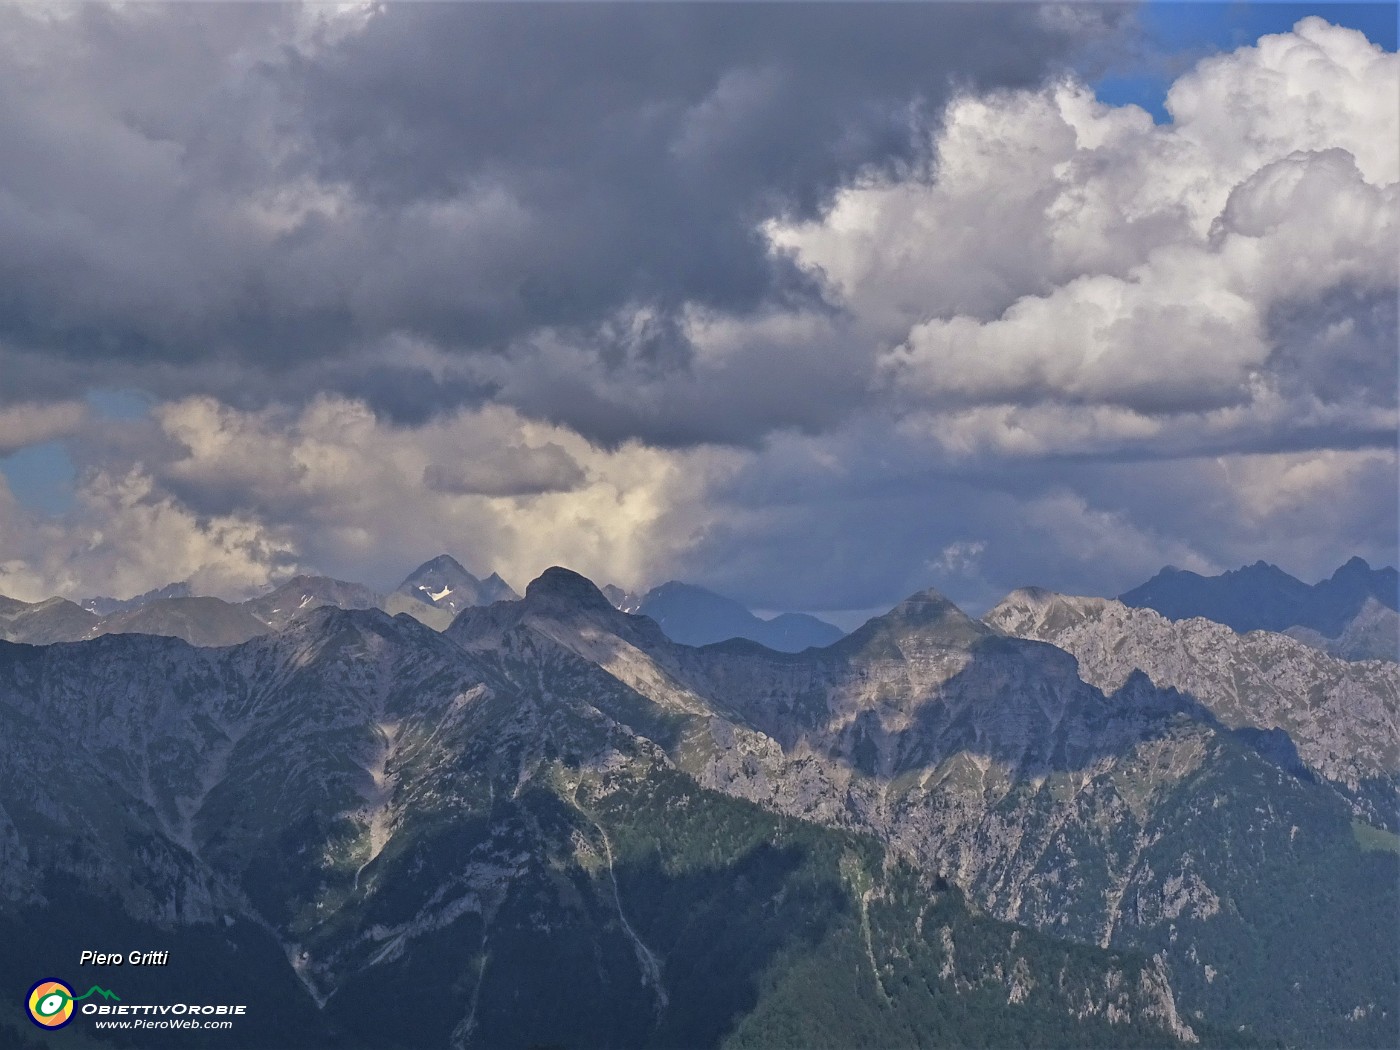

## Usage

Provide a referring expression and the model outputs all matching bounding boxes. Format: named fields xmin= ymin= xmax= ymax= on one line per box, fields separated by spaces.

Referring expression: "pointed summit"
xmin=416 ymin=553 xmax=470 ymax=576
xmin=393 ymin=555 xmax=520 ymax=623
xmin=1332 ymin=555 xmax=1373 ymax=578
xmin=835 ymin=587 xmax=987 ymax=657
xmin=886 ymin=587 xmax=980 ymax=623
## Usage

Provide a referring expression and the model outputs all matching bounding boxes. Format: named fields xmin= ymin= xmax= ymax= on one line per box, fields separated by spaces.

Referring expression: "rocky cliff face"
xmin=1285 ymin=596 xmax=1400 ymax=663
xmin=985 ymin=588 xmax=1400 ymax=826
xmin=445 ymin=570 xmax=1398 ymax=1047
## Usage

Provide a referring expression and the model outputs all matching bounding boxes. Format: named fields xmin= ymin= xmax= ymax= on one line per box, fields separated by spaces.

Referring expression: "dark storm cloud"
xmin=329 ymin=365 xmax=500 ymax=427
xmin=285 ymin=3 xmax=1093 ymax=330
xmin=670 ymin=445 xmax=1399 ymax=616
xmin=0 ymin=2 xmax=1102 ymax=423
xmin=1266 ymin=284 xmax=1400 ymax=408
xmin=1 ymin=6 xmax=1392 ymax=617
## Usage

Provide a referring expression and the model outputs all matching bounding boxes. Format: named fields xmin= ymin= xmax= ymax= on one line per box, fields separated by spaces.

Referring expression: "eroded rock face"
xmin=0 ymin=605 xmax=1196 ymax=1049
xmin=985 ymin=588 xmax=1400 ymax=823
xmin=1285 ymin=597 xmax=1400 ymax=663
xmin=1 ymin=573 xmax=1395 ymax=1047
xmin=456 ymin=578 xmax=1396 ymax=1047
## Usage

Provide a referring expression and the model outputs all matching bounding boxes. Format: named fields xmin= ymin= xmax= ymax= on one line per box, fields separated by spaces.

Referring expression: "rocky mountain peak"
xmin=415 ymin=553 xmax=470 ymax=576
xmin=394 ymin=556 xmax=519 ymax=617
xmin=242 ymin=574 xmax=384 ymax=631
xmin=602 ymin=583 xmax=644 ymax=612
xmin=398 ymin=555 xmax=476 ymax=595
xmin=1121 ymin=556 xmax=1397 ymax=639
xmin=523 ymin=566 xmax=616 ymax=613
xmin=986 ymin=588 xmax=1111 ymax=636
xmin=836 ymin=587 xmax=987 ymax=656
xmin=274 ymin=603 xmax=415 ymax=652
xmin=886 ymin=587 xmax=983 ymax=627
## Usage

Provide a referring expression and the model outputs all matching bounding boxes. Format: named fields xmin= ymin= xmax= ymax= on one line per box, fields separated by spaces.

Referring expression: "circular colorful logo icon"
xmin=27 ymin=979 xmax=75 ymax=1029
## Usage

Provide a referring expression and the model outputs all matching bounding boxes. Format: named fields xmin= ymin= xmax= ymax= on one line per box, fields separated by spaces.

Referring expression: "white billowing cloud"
xmin=767 ymin=18 xmax=1398 ymax=454
xmin=423 ymin=442 xmax=585 ymax=498
xmin=0 ymin=465 xmax=298 ymax=603
xmin=1 ymin=17 xmax=1393 ymax=613
xmin=1167 ymin=15 xmax=1398 ymax=187
xmin=0 ymin=400 xmax=87 ymax=454
xmin=1217 ymin=447 xmax=1399 ymax=532
xmin=0 ymin=479 xmax=61 ymax=601
xmin=0 ymin=396 xmax=736 ymax=602
xmin=149 ymin=396 xmax=731 ymax=596
xmin=929 ymin=540 xmax=987 ymax=577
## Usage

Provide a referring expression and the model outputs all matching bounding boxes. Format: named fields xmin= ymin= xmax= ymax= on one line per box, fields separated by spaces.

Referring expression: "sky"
xmin=0 ymin=1 xmax=1395 ymax=618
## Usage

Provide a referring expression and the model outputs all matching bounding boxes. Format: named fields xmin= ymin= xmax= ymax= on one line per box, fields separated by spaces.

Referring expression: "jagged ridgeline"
xmin=0 ymin=567 xmax=1394 ymax=1048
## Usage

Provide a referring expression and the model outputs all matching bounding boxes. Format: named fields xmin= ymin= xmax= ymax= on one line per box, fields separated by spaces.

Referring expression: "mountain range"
xmin=1121 ymin=558 xmax=1398 ymax=660
xmin=986 ymin=588 xmax=1400 ymax=828
xmin=1 ymin=562 xmax=1394 ymax=1047
xmin=80 ymin=580 xmax=194 ymax=616
xmin=0 ymin=558 xmax=848 ymax=653
xmin=604 ymin=580 xmax=844 ymax=652
xmin=14 ymin=557 xmax=1389 ymax=661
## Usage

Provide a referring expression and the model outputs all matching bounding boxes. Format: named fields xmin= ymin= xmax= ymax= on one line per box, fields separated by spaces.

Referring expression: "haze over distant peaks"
xmin=0 ymin=595 xmax=97 ymax=645
xmin=80 ymin=580 xmax=194 ymax=617
xmin=0 ymin=556 xmax=523 ymax=647
xmin=244 ymin=574 xmax=385 ymax=630
xmin=91 ymin=595 xmax=270 ymax=647
xmin=1120 ymin=557 xmax=1398 ymax=657
xmin=392 ymin=554 xmax=519 ymax=621
xmin=608 ymin=579 xmax=844 ymax=652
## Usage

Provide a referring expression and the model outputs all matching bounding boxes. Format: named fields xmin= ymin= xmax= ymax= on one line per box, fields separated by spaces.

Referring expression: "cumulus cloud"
xmin=770 ymin=18 xmax=1397 ymax=460
xmin=17 ymin=396 xmax=732 ymax=601
xmin=0 ymin=393 xmax=742 ymax=601
xmin=0 ymin=12 xmax=1392 ymax=615
xmin=0 ymin=1 xmax=1094 ymax=422
xmin=0 ymin=465 xmax=299 ymax=604
xmin=0 ymin=401 xmax=87 ymax=455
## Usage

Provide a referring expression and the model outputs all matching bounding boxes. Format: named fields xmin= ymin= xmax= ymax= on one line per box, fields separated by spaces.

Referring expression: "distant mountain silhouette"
xmin=92 ymin=596 xmax=270 ymax=647
xmin=630 ymin=581 xmax=844 ymax=652
xmin=1121 ymin=557 xmax=1398 ymax=639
